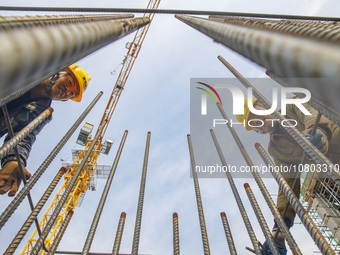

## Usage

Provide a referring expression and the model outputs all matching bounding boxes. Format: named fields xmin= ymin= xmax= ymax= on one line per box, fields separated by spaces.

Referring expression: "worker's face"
xmin=48 ymin=72 xmax=79 ymax=101
xmin=248 ymin=105 xmax=278 ymax=134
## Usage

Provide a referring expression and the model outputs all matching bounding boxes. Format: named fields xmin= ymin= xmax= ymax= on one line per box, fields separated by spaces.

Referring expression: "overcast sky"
xmin=1 ymin=0 xmax=340 ymax=254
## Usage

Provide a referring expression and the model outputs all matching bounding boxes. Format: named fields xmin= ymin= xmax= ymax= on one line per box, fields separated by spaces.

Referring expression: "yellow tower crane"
xmin=22 ymin=1 xmax=161 ymax=254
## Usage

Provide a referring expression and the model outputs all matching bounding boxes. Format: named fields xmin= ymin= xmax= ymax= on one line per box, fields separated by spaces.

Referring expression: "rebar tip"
xmin=125 ymin=130 xmax=128 ymax=133
xmin=99 ymin=91 xmax=104 ymax=95
xmin=217 ymin=55 xmax=223 ymax=60
xmin=244 ymin=183 xmax=250 ymax=189
xmin=187 ymin=134 xmax=191 ymax=137
xmin=220 ymin=212 xmax=226 ymax=218
xmin=59 ymin=167 xmax=67 ymax=174
xmin=47 ymin=107 xmax=54 ymax=113
xmin=148 ymin=131 xmax=151 ymax=134
xmin=173 ymin=212 xmax=178 ymax=218
xmin=121 ymin=212 xmax=126 ymax=219
xmin=254 ymin=143 xmax=261 ymax=149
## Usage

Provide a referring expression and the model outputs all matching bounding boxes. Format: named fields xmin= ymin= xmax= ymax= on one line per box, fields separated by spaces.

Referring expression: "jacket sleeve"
xmin=1 ymin=101 xmax=52 ymax=167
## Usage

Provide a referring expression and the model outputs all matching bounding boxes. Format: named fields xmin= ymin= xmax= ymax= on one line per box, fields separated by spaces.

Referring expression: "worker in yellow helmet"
xmin=237 ymin=97 xmax=340 ymax=255
xmin=0 ymin=64 xmax=91 ymax=197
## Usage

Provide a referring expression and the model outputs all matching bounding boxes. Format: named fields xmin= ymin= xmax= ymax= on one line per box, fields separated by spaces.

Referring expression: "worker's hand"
xmin=0 ymin=161 xmax=31 ymax=197
xmin=302 ymin=127 xmax=329 ymax=160
xmin=261 ymin=240 xmax=287 ymax=255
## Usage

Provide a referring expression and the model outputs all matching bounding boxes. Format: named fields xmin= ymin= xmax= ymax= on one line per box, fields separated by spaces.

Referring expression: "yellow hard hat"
xmin=67 ymin=64 xmax=91 ymax=102
xmin=236 ymin=97 xmax=257 ymax=131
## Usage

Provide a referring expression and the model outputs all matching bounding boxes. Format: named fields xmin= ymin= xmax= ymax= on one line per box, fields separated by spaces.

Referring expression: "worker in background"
xmin=0 ymin=64 xmax=91 ymax=197
xmin=236 ymin=97 xmax=340 ymax=255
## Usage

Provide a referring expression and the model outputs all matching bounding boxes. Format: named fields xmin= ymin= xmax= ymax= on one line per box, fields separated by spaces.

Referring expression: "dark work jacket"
xmin=0 ymin=92 xmax=52 ymax=167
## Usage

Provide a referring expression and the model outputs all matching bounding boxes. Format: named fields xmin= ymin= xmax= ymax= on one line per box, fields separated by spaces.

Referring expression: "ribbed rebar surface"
xmin=82 ymin=130 xmax=128 ymax=255
xmin=0 ymin=92 xmax=102 ymax=230
xmin=220 ymin=212 xmax=237 ymax=255
xmin=187 ymin=134 xmax=211 ymax=255
xmin=255 ymin=143 xmax=337 ymax=255
xmin=112 ymin=212 xmax=126 ymax=255
xmin=131 ymin=132 xmax=151 ymax=255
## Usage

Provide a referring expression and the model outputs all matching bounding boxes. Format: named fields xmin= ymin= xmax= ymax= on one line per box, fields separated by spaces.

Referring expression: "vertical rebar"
xmin=174 ymin=14 xmax=340 ymax=79
xmin=0 ymin=14 xmax=135 ymax=30
xmin=48 ymin=210 xmax=74 ymax=254
xmin=244 ymin=183 xmax=280 ymax=255
xmin=82 ymin=130 xmax=128 ymax=255
xmin=187 ymin=134 xmax=211 ymax=255
xmin=0 ymin=107 xmax=53 ymax=160
xmin=265 ymin=70 xmax=340 ymax=125
xmin=0 ymin=16 xmax=150 ymax=104
xmin=175 ymin=14 xmax=340 ymax=116
xmin=208 ymin=17 xmax=340 ymax=44
xmin=209 ymin=129 xmax=261 ymax=255
xmin=30 ymin=120 xmax=107 ymax=255
xmin=255 ymin=143 xmax=337 ymax=255
xmin=111 ymin=212 xmax=127 ymax=255
xmin=215 ymin=103 xmax=302 ymax=255
xmin=217 ymin=55 xmax=339 ymax=182
xmin=0 ymin=91 xmax=103 ymax=230
xmin=220 ymin=212 xmax=237 ymax=255
xmin=173 ymin=212 xmax=180 ymax=255
xmin=4 ymin=167 xmax=66 ymax=255
xmin=131 ymin=132 xmax=151 ymax=255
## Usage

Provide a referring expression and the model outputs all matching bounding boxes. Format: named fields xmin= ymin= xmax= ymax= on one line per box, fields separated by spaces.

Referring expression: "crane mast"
xmin=22 ymin=1 xmax=161 ymax=254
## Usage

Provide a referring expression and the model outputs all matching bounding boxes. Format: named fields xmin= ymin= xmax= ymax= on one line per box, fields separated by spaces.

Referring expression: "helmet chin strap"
xmin=45 ymin=73 xmax=59 ymax=97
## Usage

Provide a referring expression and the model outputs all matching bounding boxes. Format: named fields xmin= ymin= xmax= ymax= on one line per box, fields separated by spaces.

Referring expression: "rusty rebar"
xmin=173 ymin=213 xmax=180 ymax=255
xmin=255 ymin=143 xmax=337 ymax=255
xmin=244 ymin=183 xmax=280 ymax=255
xmin=209 ymin=129 xmax=261 ymax=255
xmin=215 ymin=102 xmax=302 ymax=255
xmin=30 ymin=120 xmax=107 ymax=255
xmin=187 ymin=134 xmax=211 ymax=255
xmin=0 ymin=107 xmax=53 ymax=160
xmin=0 ymin=91 xmax=102 ymax=230
xmin=48 ymin=210 xmax=74 ymax=254
xmin=131 ymin=132 xmax=151 ymax=255
xmin=112 ymin=212 xmax=127 ymax=255
xmin=220 ymin=212 xmax=237 ymax=255
xmin=217 ymin=55 xmax=339 ymax=183
xmin=4 ymin=167 xmax=66 ymax=254
xmin=82 ymin=130 xmax=128 ymax=255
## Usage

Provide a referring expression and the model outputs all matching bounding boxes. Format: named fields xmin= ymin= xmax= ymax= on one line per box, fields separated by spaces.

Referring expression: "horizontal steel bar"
xmin=0 ymin=6 xmax=340 ymax=21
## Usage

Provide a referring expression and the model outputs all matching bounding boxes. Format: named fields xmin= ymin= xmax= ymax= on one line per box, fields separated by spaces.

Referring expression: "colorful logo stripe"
xmin=196 ymin=82 xmax=222 ymax=106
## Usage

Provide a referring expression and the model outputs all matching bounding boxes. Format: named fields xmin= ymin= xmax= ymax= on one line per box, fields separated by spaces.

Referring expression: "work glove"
xmin=302 ymin=127 xmax=329 ymax=160
xmin=261 ymin=240 xmax=287 ymax=255
xmin=0 ymin=161 xmax=31 ymax=197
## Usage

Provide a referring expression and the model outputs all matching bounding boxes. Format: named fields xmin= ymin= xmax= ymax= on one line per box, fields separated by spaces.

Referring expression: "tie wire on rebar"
xmin=0 ymin=91 xmax=103 ymax=230
xmin=187 ymin=134 xmax=211 ymax=255
xmin=82 ymin=130 xmax=128 ymax=255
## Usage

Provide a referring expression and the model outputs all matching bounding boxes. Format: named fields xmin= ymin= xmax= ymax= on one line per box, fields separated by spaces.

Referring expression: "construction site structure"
xmin=0 ymin=6 xmax=340 ymax=255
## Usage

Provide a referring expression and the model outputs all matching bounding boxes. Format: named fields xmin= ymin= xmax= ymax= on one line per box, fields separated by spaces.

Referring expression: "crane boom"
xmin=22 ymin=1 xmax=161 ymax=254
